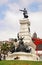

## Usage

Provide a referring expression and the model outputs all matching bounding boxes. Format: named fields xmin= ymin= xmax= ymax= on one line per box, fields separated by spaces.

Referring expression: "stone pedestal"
xmin=19 ymin=18 xmax=36 ymax=53
xmin=6 ymin=52 xmax=39 ymax=61
xmin=6 ymin=18 xmax=39 ymax=61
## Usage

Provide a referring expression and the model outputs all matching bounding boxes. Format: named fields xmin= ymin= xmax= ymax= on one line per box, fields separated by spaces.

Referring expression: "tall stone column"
xmin=19 ymin=18 xmax=36 ymax=53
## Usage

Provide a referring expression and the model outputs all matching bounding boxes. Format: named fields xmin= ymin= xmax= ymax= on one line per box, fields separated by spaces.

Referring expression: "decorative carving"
xmin=16 ymin=37 xmax=31 ymax=52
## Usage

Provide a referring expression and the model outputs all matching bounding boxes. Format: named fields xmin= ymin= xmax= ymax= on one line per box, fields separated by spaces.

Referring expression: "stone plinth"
xmin=19 ymin=18 xmax=36 ymax=50
xmin=6 ymin=18 xmax=39 ymax=61
xmin=6 ymin=52 xmax=39 ymax=61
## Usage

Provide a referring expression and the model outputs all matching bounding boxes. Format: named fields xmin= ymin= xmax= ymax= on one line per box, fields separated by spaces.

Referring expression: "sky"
xmin=0 ymin=0 xmax=42 ymax=41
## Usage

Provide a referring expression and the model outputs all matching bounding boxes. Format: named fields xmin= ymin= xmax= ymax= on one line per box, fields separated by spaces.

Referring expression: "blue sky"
xmin=0 ymin=0 xmax=42 ymax=41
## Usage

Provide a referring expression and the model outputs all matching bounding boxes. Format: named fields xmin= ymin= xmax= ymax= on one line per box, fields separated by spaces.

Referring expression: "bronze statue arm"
xmin=19 ymin=10 xmax=24 ymax=12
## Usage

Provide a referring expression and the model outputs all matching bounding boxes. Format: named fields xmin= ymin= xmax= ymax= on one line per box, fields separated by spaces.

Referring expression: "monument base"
xmin=19 ymin=18 xmax=36 ymax=49
xmin=6 ymin=52 xmax=39 ymax=61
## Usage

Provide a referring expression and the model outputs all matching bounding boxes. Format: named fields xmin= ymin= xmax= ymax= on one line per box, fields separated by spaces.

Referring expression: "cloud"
xmin=0 ymin=0 xmax=8 ymax=5
xmin=0 ymin=0 xmax=42 ymax=13
xmin=19 ymin=0 xmax=34 ymax=7
xmin=19 ymin=0 xmax=42 ymax=7
xmin=0 ymin=10 xmax=23 ymax=41
xmin=29 ymin=12 xmax=42 ymax=38
xmin=8 ymin=3 xmax=20 ymax=13
xmin=0 ymin=30 xmax=17 ymax=41
xmin=0 ymin=0 xmax=42 ymax=8
xmin=3 ymin=10 xmax=23 ymax=30
xmin=38 ymin=4 xmax=42 ymax=11
xmin=36 ymin=0 xmax=42 ymax=3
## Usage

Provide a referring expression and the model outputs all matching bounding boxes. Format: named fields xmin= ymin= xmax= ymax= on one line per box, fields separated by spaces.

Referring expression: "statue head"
xmin=24 ymin=8 xmax=26 ymax=10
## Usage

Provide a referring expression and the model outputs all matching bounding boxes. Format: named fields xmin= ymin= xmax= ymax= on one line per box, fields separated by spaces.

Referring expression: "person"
xmin=0 ymin=53 xmax=2 ymax=60
xmin=20 ymin=8 xmax=28 ymax=18
xmin=17 ymin=33 xmax=19 ymax=40
xmin=3 ymin=54 xmax=6 ymax=60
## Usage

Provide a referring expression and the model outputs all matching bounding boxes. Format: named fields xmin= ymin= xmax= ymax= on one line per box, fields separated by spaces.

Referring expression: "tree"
xmin=1 ymin=43 xmax=9 ymax=60
xmin=10 ymin=43 xmax=15 ymax=53
xmin=0 ymin=52 xmax=2 ymax=60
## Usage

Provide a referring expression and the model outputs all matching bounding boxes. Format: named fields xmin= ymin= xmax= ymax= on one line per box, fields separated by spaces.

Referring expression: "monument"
xmin=6 ymin=8 xmax=39 ymax=61
xmin=19 ymin=8 xmax=36 ymax=53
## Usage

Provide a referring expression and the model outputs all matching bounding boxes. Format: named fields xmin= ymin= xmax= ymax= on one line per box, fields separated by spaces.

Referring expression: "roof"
xmin=32 ymin=38 xmax=42 ymax=50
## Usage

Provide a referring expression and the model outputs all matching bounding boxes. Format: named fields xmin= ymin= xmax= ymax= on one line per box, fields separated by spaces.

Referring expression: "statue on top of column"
xmin=20 ymin=8 xmax=28 ymax=18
